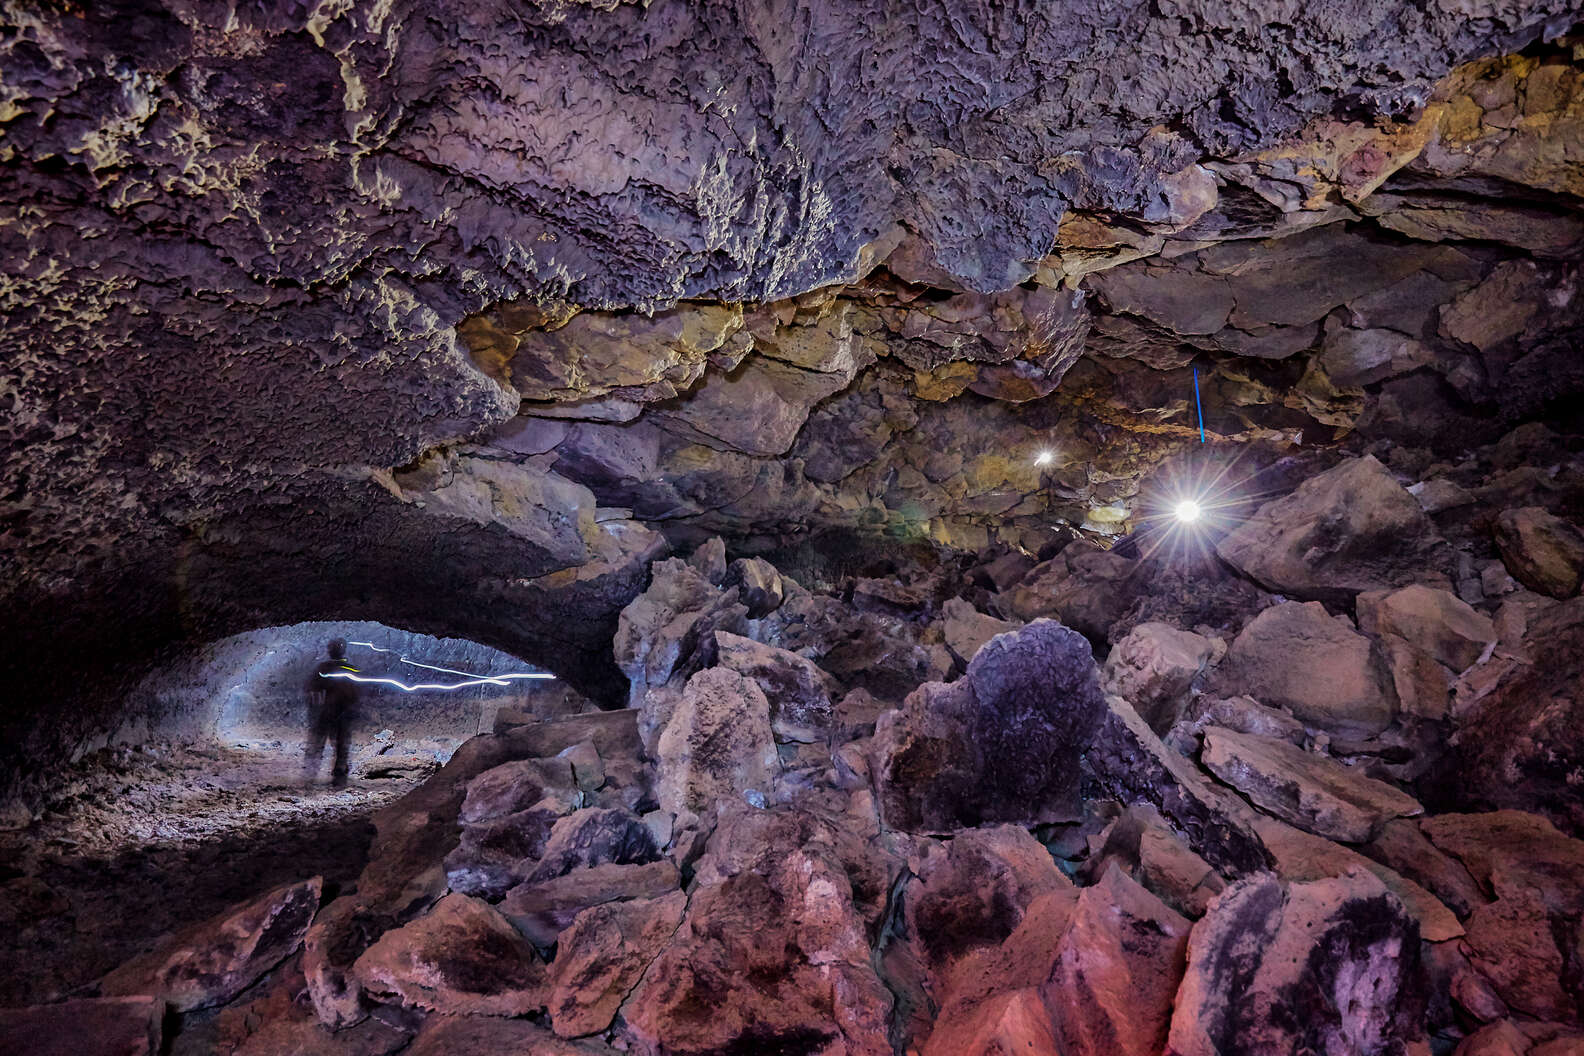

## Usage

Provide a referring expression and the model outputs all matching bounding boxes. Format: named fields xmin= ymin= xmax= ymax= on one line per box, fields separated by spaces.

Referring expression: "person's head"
xmin=327 ymin=638 xmax=347 ymax=660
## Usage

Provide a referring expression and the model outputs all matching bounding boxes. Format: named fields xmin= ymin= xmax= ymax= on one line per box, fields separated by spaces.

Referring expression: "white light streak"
xmin=338 ymin=641 xmax=554 ymax=692
xmin=321 ymin=671 xmax=554 ymax=693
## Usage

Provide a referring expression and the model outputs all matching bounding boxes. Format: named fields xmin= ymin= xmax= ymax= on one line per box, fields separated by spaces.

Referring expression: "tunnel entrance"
xmin=0 ymin=621 xmax=589 ymax=1009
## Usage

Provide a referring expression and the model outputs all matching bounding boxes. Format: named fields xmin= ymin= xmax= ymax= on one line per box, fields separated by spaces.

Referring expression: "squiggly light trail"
xmin=324 ymin=641 xmax=554 ymax=692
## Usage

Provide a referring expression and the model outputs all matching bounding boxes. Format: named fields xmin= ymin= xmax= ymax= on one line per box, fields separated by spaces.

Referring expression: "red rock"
xmin=0 ymin=996 xmax=162 ymax=1056
xmin=921 ymin=988 xmax=1061 ymax=1056
xmin=99 ymin=877 xmax=322 ymax=1012
xmin=713 ymin=630 xmax=836 ymax=742
xmin=1199 ymin=727 xmax=1422 ymax=843
xmin=457 ymin=756 xmax=578 ymax=824
xmin=1043 ymin=865 xmax=1191 ymax=1056
xmin=1082 ymin=803 xmax=1225 ymax=918
xmin=500 ymin=860 xmax=682 ymax=948
xmin=352 ymin=893 xmax=547 ymax=1016
xmin=1455 ymin=1020 xmax=1533 ymax=1056
xmin=1167 ymin=870 xmax=1425 ymax=1056
xmin=547 ymin=891 xmax=687 ymax=1038
xmin=1494 ymin=507 xmax=1584 ymax=599
xmin=620 ymin=804 xmax=892 ymax=1056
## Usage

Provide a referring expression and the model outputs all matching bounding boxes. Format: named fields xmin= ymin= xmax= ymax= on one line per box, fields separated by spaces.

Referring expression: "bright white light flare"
xmin=1034 ymin=450 xmax=1054 ymax=466
xmin=1174 ymin=499 xmax=1202 ymax=524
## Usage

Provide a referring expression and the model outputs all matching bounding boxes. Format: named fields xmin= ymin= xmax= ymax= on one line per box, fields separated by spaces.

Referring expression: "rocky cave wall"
xmin=3 ymin=0 xmax=1584 ymax=794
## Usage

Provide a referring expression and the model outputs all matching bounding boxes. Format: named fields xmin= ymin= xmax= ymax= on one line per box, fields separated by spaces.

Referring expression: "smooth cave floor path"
xmin=0 ymin=742 xmax=420 ymax=1007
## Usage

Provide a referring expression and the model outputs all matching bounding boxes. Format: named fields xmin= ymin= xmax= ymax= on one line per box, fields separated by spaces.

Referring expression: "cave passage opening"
xmin=0 ymin=619 xmax=591 ymax=1009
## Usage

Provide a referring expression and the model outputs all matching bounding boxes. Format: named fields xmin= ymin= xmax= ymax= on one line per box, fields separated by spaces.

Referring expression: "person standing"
xmin=304 ymin=638 xmax=360 ymax=787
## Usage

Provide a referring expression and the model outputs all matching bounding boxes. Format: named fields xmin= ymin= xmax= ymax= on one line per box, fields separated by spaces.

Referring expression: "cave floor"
xmin=0 ymin=742 xmax=418 ymax=1007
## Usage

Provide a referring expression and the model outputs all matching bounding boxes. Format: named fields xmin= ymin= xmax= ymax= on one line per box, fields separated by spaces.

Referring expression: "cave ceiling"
xmin=3 ymin=0 xmax=1584 ymax=770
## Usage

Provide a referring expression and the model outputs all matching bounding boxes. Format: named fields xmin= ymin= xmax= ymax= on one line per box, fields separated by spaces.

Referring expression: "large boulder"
xmin=938 ymin=597 xmax=1021 ymax=667
xmin=713 ymin=630 xmax=837 ymax=743
xmin=1085 ymin=695 xmax=1274 ymax=876
xmin=1358 ymin=584 xmax=1498 ymax=672
xmin=650 ymin=666 xmax=781 ymax=816
xmin=1102 ymin=621 xmax=1219 ymax=732
xmin=998 ymin=545 xmax=1138 ymax=640
xmin=1081 ymin=804 xmax=1226 ymax=919
xmin=523 ymin=807 xmax=664 ymax=882
xmin=620 ymin=805 xmax=893 ymax=1056
xmin=1200 ymin=728 xmax=1423 ymax=843
xmin=546 ymin=891 xmax=688 ymax=1038
xmin=1043 ymin=864 xmax=1192 ymax=1056
xmin=457 ymin=757 xmax=579 ymax=824
xmin=1494 ymin=507 xmax=1584 ymax=599
xmin=500 ymin=860 xmax=682 ymax=948
xmin=871 ymin=620 xmax=1106 ymax=833
xmin=887 ymin=824 xmax=1072 ymax=1041
xmin=1422 ymin=811 xmax=1584 ymax=1023
xmin=614 ymin=557 xmax=749 ymax=712
xmin=1217 ymin=455 xmax=1447 ymax=604
xmin=1446 ymin=597 xmax=1584 ymax=835
xmin=406 ymin=1015 xmax=619 ymax=1056
xmin=99 ymin=878 xmax=322 ymax=1012
xmin=352 ymin=893 xmax=547 ymax=1016
xmin=443 ymin=806 xmax=564 ymax=898
xmin=1167 ymin=871 xmax=1426 ymax=1056
xmin=1212 ymin=601 xmax=1398 ymax=736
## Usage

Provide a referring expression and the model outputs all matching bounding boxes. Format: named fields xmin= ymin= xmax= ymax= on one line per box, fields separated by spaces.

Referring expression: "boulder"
xmin=546 ymin=891 xmax=688 ymax=1038
xmin=872 ymin=620 xmax=1106 ymax=833
xmin=998 ymin=545 xmax=1138 ymax=640
xmin=1085 ymin=695 xmax=1274 ymax=876
xmin=0 ymin=997 xmax=162 ymax=1056
xmin=650 ymin=666 xmax=780 ymax=816
xmin=1494 ymin=507 xmax=1584 ymax=598
xmin=99 ymin=878 xmax=322 ymax=1012
xmin=1082 ymin=804 xmax=1226 ymax=918
xmin=1212 ymin=601 xmax=1397 ymax=736
xmin=1454 ymin=1021 xmax=1533 ymax=1056
xmin=558 ymin=741 xmax=606 ymax=792
xmin=1358 ymin=584 xmax=1497 ymax=672
xmin=500 ymin=861 xmax=682 ymax=948
xmin=443 ymin=806 xmax=563 ymax=898
xmin=1422 ymin=811 xmax=1584 ymax=1022
xmin=916 ymin=891 xmax=1076 ymax=1056
xmin=894 ymin=825 xmax=1072 ymax=1019
xmin=458 ymin=757 xmax=579 ymax=824
xmin=613 ymin=557 xmax=749 ymax=711
xmin=1167 ymin=871 xmax=1426 ymax=1056
xmin=352 ymin=893 xmax=547 ymax=1016
xmin=686 ymin=536 xmax=728 ymax=584
xmin=938 ymin=597 xmax=1021 ymax=667
xmin=406 ymin=1015 xmax=619 ymax=1056
xmin=1377 ymin=632 xmax=1454 ymax=721
xmin=621 ymin=805 xmax=892 ymax=1056
xmin=1360 ymin=817 xmax=1487 ymax=919
xmin=1043 ymin=865 xmax=1192 ymax=1056
xmin=722 ymin=556 xmax=784 ymax=618
xmin=1102 ymin=621 xmax=1218 ymax=732
xmin=713 ymin=630 xmax=836 ymax=743
xmin=1169 ymin=693 xmax=1307 ymax=749
xmin=1200 ymin=728 xmax=1422 ymax=843
xmin=1446 ymin=597 xmax=1584 ymax=835
xmin=522 ymin=807 xmax=663 ymax=883
xmin=1217 ymin=455 xmax=1446 ymax=604
xmin=1248 ymin=815 xmax=1463 ymax=942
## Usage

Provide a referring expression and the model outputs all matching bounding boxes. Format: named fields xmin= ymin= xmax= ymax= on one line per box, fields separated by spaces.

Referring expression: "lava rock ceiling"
xmin=3 ymin=0 xmax=1584 ymax=788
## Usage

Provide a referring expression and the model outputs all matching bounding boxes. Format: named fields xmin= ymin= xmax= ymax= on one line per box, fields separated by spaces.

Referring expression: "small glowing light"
xmin=1174 ymin=499 xmax=1203 ymax=524
xmin=1034 ymin=450 xmax=1054 ymax=467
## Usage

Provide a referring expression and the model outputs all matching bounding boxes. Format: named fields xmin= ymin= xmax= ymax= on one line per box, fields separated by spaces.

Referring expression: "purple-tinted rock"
xmin=872 ymin=620 xmax=1106 ymax=833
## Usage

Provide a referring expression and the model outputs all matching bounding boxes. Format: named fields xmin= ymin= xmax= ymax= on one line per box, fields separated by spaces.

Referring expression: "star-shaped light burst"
xmin=1127 ymin=448 xmax=1273 ymax=563
xmin=1034 ymin=450 xmax=1055 ymax=467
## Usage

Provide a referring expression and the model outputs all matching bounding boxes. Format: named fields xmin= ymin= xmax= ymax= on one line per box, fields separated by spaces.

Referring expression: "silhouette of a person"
xmin=304 ymin=638 xmax=360 ymax=787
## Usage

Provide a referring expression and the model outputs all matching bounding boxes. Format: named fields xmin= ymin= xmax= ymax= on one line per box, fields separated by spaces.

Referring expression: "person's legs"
xmin=330 ymin=711 xmax=351 ymax=787
xmin=303 ymin=713 xmax=328 ymax=782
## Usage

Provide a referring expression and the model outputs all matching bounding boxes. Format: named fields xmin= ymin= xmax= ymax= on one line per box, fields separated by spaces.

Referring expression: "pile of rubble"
xmin=5 ymin=446 xmax=1584 ymax=1056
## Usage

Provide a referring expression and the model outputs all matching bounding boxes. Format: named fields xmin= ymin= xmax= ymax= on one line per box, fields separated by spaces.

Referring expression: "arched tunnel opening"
xmin=6 ymin=6 xmax=1584 ymax=1055
xmin=0 ymin=620 xmax=589 ymax=1011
